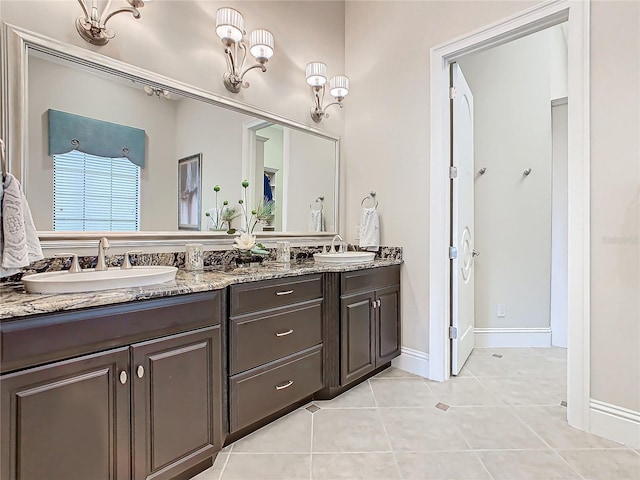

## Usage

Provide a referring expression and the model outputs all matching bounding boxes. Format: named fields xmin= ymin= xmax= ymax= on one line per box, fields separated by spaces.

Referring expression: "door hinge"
xmin=449 ymin=326 xmax=458 ymax=339
xmin=449 ymin=166 xmax=458 ymax=179
xmin=449 ymin=246 xmax=457 ymax=260
xmin=449 ymin=86 xmax=457 ymax=99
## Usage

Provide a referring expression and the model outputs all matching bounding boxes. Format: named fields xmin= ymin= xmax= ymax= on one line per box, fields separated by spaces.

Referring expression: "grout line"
xmin=472 ymin=450 xmax=497 ymax=480
xmin=217 ymin=449 xmax=231 ymax=480
xmin=309 ymin=405 xmax=314 ymax=480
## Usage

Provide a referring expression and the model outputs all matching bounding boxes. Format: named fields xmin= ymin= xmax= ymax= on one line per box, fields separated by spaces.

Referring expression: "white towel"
xmin=1 ymin=173 xmax=43 ymax=277
xmin=309 ymin=209 xmax=323 ymax=232
xmin=359 ymin=207 xmax=380 ymax=252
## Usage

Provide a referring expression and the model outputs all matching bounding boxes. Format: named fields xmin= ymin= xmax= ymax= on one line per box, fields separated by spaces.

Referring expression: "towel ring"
xmin=361 ymin=191 xmax=378 ymax=208
xmin=310 ymin=196 xmax=324 ymax=212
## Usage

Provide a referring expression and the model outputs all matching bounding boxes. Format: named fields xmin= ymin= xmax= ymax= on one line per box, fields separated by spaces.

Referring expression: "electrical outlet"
xmin=497 ymin=304 xmax=506 ymax=317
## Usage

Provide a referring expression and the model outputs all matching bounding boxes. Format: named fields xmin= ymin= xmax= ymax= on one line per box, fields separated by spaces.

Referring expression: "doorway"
xmin=428 ymin=0 xmax=590 ymax=432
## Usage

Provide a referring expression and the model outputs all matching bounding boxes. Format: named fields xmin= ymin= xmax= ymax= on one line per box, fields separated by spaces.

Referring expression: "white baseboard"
xmin=590 ymin=399 xmax=640 ymax=448
xmin=391 ymin=347 xmax=429 ymax=378
xmin=474 ymin=327 xmax=552 ymax=347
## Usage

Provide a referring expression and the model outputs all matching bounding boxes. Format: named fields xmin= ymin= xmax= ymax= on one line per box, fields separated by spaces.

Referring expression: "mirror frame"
xmin=1 ymin=23 xmax=340 ymax=251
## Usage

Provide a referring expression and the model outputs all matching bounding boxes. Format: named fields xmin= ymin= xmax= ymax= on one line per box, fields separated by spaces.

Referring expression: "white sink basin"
xmin=22 ymin=266 xmax=178 ymax=294
xmin=313 ymin=251 xmax=376 ymax=264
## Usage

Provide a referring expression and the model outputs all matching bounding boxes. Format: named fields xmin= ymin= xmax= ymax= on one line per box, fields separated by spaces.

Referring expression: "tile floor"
xmin=194 ymin=347 xmax=640 ymax=480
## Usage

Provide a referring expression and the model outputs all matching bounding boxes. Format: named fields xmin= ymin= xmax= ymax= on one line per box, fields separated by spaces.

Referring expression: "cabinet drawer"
xmin=229 ymin=345 xmax=323 ymax=432
xmin=229 ymin=275 xmax=322 ymax=316
xmin=1 ymin=292 xmax=222 ymax=374
xmin=230 ymin=300 xmax=322 ymax=375
xmin=341 ymin=266 xmax=400 ymax=296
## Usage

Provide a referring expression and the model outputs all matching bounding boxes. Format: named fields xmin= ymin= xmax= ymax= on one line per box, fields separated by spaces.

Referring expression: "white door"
xmin=450 ymin=63 xmax=476 ymax=375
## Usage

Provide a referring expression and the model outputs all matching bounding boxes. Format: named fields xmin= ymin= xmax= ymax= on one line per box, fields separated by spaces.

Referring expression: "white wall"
xmin=344 ymin=0 xmax=539 ymax=355
xmin=589 ymin=0 xmax=640 ymax=413
xmin=287 ymin=130 xmax=336 ymax=233
xmin=345 ymin=0 xmax=640 ymax=417
xmin=1 ymin=0 xmax=345 ymax=138
xmin=174 ymin=99 xmax=253 ymax=231
xmin=456 ymin=26 xmax=566 ymax=335
xmin=27 ymin=55 xmax=177 ymax=231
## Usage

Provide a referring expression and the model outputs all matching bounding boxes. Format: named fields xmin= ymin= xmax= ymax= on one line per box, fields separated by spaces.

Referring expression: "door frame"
xmin=428 ymin=0 xmax=590 ymax=432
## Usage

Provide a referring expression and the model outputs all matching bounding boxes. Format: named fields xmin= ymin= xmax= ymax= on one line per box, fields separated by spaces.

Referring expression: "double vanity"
xmin=0 ymin=257 xmax=401 ymax=480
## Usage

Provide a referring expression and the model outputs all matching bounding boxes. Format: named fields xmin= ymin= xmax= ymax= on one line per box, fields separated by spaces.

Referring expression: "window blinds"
xmin=53 ymin=151 xmax=140 ymax=231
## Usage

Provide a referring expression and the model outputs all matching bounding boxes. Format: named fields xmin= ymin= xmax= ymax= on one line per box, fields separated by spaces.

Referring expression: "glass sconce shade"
xmin=249 ymin=29 xmax=274 ymax=62
xmin=330 ymin=75 xmax=349 ymax=98
xmin=216 ymin=7 xmax=244 ymax=43
xmin=306 ymin=62 xmax=327 ymax=87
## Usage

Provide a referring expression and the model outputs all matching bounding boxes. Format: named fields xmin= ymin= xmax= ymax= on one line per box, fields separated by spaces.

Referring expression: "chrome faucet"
xmin=95 ymin=237 xmax=110 ymax=271
xmin=330 ymin=234 xmax=345 ymax=253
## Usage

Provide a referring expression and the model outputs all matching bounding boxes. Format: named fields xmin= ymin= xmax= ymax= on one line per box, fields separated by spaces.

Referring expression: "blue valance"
xmin=48 ymin=109 xmax=146 ymax=168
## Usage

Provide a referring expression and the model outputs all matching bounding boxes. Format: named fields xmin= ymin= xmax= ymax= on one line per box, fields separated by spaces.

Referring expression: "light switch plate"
xmin=497 ymin=304 xmax=506 ymax=317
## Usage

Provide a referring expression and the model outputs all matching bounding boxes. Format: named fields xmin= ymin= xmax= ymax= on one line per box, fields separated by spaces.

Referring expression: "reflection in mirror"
xmin=23 ymin=44 xmax=338 ymax=235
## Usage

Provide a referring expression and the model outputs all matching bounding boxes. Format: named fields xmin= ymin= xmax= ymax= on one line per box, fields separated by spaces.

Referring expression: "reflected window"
xmin=53 ymin=151 xmax=140 ymax=231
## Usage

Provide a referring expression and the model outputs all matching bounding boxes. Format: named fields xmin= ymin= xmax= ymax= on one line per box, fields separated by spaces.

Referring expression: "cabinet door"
xmin=376 ymin=285 xmax=401 ymax=366
xmin=131 ymin=327 xmax=221 ymax=480
xmin=340 ymin=291 xmax=375 ymax=385
xmin=0 ymin=347 xmax=130 ymax=480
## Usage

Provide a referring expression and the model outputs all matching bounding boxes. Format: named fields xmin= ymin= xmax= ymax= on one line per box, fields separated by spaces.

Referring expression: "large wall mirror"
xmin=2 ymin=25 xmax=339 ymax=242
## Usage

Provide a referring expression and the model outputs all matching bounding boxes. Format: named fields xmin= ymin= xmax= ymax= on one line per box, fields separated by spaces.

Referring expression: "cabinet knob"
xmin=372 ymin=301 xmax=377 ymax=309
xmin=377 ymin=299 xmax=381 ymax=308
xmin=275 ymin=329 xmax=294 ymax=337
xmin=275 ymin=380 xmax=294 ymax=390
xmin=275 ymin=290 xmax=294 ymax=296
xmin=136 ymin=365 xmax=145 ymax=378
xmin=119 ymin=370 xmax=128 ymax=385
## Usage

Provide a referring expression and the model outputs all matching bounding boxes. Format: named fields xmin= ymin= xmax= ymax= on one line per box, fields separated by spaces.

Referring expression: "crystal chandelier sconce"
xmin=75 ymin=0 xmax=149 ymax=46
xmin=215 ymin=7 xmax=275 ymax=93
xmin=305 ymin=62 xmax=349 ymax=123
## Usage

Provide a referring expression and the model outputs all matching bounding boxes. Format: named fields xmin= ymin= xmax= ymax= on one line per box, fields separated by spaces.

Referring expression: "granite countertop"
xmin=0 ymin=259 xmax=401 ymax=320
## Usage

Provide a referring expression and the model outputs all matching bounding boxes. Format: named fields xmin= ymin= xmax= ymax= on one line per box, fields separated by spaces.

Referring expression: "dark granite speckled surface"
xmin=1 ymin=248 xmax=402 ymax=320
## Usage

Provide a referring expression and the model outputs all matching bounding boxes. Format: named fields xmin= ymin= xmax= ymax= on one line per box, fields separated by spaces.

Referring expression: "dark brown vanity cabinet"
xmin=340 ymin=266 xmax=401 ymax=386
xmin=0 ymin=292 xmax=223 ymax=480
xmin=228 ymin=275 xmax=324 ymax=433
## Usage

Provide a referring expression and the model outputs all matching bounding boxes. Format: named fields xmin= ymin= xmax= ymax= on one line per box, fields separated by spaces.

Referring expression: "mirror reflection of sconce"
xmin=75 ymin=0 xmax=149 ymax=46
xmin=523 ymin=168 xmax=532 ymax=176
xmin=215 ymin=7 xmax=275 ymax=93
xmin=144 ymin=86 xmax=171 ymax=99
xmin=306 ymin=62 xmax=349 ymax=123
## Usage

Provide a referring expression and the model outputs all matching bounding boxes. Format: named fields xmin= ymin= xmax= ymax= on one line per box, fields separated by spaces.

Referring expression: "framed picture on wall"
xmin=177 ymin=153 xmax=202 ymax=230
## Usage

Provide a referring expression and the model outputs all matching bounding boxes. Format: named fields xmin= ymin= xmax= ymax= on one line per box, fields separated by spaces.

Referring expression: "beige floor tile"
xmin=221 ymin=453 xmax=310 ymax=480
xmin=311 ymin=453 xmax=400 ymax=479
xmin=380 ymin=407 xmax=469 ymax=452
xmin=394 ymin=451 xmax=491 ymax=480
xmin=425 ymin=377 xmax=503 ymax=406
xmin=314 ymin=381 xmax=377 ymax=408
xmin=312 ymin=408 xmax=391 ymax=452
xmin=464 ymin=348 xmax=565 ymax=379
xmin=191 ymin=453 xmax=228 ymax=480
xmin=369 ymin=378 xmax=435 ymax=407
xmin=512 ymin=406 xmax=623 ymax=448
xmin=374 ymin=367 xmax=422 ymax=379
xmin=231 ymin=409 xmax=312 ymax=453
xmin=478 ymin=450 xmax=581 ymax=479
xmin=479 ymin=375 xmax=566 ymax=406
xmin=449 ymin=406 xmax=548 ymax=450
xmin=557 ymin=449 xmax=640 ymax=480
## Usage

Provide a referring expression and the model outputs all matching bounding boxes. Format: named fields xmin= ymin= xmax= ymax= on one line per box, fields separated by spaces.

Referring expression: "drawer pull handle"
xmin=276 ymin=329 xmax=294 ymax=337
xmin=275 ymin=380 xmax=294 ymax=390
xmin=275 ymin=290 xmax=294 ymax=296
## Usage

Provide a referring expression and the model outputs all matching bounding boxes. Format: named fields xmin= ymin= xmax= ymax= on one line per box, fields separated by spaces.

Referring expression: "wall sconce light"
xmin=305 ymin=62 xmax=349 ymax=123
xmin=215 ymin=7 xmax=275 ymax=93
xmin=75 ymin=0 xmax=149 ymax=46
